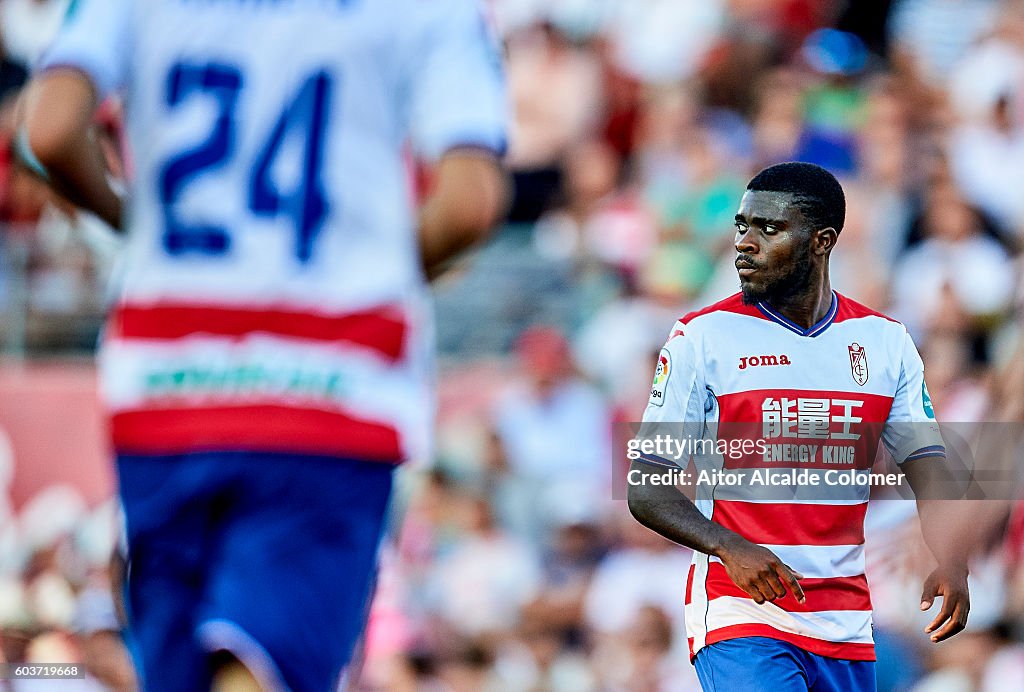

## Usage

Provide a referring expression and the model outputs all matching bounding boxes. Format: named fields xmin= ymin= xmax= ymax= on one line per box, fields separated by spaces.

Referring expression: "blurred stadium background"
xmin=2 ymin=0 xmax=1024 ymax=689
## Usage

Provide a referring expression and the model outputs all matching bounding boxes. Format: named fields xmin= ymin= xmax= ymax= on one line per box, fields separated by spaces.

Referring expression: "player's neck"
xmin=765 ymin=275 xmax=833 ymax=330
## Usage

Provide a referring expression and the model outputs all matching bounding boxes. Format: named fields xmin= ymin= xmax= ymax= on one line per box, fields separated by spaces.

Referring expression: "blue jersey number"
xmin=158 ymin=62 xmax=333 ymax=263
xmin=159 ymin=63 xmax=241 ymax=255
xmin=249 ymin=71 xmax=331 ymax=263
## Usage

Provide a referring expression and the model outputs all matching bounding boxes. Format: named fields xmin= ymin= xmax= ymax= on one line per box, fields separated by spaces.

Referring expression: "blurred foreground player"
xmin=628 ymin=163 xmax=970 ymax=691
xmin=18 ymin=0 xmax=506 ymax=689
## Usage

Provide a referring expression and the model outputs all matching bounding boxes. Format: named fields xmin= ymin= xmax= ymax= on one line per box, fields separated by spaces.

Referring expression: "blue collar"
xmin=756 ymin=292 xmax=839 ymax=337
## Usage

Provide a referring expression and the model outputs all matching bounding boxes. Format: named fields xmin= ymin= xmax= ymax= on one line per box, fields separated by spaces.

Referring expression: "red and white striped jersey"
xmin=638 ymin=292 xmax=944 ymax=661
xmin=40 ymin=0 xmax=507 ymax=463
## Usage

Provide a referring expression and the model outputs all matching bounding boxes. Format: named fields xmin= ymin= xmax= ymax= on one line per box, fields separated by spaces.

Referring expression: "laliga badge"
xmin=649 ymin=348 xmax=671 ymax=406
xmin=848 ymin=342 xmax=868 ymax=386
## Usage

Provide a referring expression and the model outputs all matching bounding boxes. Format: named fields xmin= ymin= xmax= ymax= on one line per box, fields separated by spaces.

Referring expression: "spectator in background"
xmin=750 ymin=68 xmax=807 ymax=168
xmin=491 ymin=609 xmax=597 ymax=690
xmin=573 ymin=284 xmax=674 ymax=409
xmin=493 ymin=325 xmax=614 ymax=540
xmin=435 ymin=641 xmax=501 ymax=692
xmin=603 ymin=606 xmax=700 ymax=692
xmin=584 ymin=515 xmax=691 ymax=659
xmin=797 ymin=28 xmax=870 ymax=175
xmin=658 ymin=132 xmax=747 ymax=256
xmin=891 ymin=181 xmax=1015 ymax=342
xmin=524 ymin=512 xmax=606 ymax=636
xmin=947 ymin=4 xmax=1024 ymax=238
xmin=72 ymin=585 xmax=136 ymax=692
xmin=605 ymin=0 xmax=725 ymax=85
xmin=632 ymin=87 xmax=701 ymax=204
xmin=642 ymin=130 xmax=747 ymax=300
xmin=534 ymin=139 xmax=657 ymax=278
xmin=889 ymin=0 xmax=999 ymax=87
xmin=829 ymin=184 xmax=895 ymax=308
xmin=850 ymin=78 xmax=915 ymax=270
xmin=506 ymin=22 xmax=602 ymax=221
xmin=919 ymin=333 xmax=990 ymax=421
xmin=423 ymin=494 xmax=541 ymax=639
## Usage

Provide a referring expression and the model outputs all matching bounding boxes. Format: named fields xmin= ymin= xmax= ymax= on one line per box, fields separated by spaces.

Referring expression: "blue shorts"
xmin=694 ymin=637 xmax=876 ymax=692
xmin=117 ymin=451 xmax=395 ymax=692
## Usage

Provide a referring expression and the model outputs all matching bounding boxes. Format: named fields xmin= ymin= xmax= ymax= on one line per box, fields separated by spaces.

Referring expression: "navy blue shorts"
xmin=117 ymin=451 xmax=395 ymax=692
xmin=694 ymin=637 xmax=876 ymax=692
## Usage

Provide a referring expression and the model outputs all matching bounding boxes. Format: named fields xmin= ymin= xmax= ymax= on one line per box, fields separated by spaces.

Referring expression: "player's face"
xmin=733 ymin=190 xmax=814 ymax=305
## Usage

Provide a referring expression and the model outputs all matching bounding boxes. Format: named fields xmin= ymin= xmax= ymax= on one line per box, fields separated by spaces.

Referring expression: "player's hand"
xmin=718 ymin=535 xmax=805 ymax=605
xmin=920 ymin=564 xmax=970 ymax=643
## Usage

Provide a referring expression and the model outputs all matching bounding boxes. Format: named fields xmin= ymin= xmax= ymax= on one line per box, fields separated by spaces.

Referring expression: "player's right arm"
xmin=18 ymin=70 xmax=122 ymax=229
xmin=15 ymin=0 xmax=129 ymax=230
xmin=407 ymin=0 xmax=508 ymax=279
xmin=628 ymin=458 xmax=806 ymax=605
xmin=627 ymin=326 xmax=805 ymax=605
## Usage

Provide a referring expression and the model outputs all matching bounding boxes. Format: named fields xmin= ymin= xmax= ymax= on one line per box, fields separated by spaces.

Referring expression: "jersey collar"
xmin=756 ymin=292 xmax=838 ymax=337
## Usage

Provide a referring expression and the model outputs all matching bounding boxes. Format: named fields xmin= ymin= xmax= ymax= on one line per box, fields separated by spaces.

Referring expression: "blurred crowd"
xmin=3 ymin=0 xmax=1024 ymax=690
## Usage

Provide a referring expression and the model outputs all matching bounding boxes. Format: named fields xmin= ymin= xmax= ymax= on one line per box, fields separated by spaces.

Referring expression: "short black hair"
xmin=746 ymin=162 xmax=845 ymax=233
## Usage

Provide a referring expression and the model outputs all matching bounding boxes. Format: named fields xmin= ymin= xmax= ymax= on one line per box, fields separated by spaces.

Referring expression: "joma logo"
xmin=739 ymin=354 xmax=791 ymax=369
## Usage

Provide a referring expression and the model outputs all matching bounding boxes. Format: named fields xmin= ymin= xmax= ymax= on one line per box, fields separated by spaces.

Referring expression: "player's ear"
xmin=813 ymin=227 xmax=838 ymax=255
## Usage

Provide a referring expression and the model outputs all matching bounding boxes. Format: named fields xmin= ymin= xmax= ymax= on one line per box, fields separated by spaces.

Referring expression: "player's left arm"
xmin=902 ymin=456 xmax=970 ymax=642
xmin=407 ymin=0 xmax=509 ymax=279
xmin=884 ymin=331 xmax=970 ymax=643
xmin=15 ymin=0 xmax=131 ymax=230
xmin=419 ymin=149 xmax=506 ymax=280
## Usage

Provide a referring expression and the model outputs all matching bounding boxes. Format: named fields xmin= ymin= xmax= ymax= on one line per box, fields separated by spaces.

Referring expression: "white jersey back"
xmin=41 ymin=0 xmax=507 ymax=462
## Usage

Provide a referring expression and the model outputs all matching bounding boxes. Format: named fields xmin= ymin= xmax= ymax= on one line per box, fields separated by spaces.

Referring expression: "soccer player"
xmin=17 ymin=0 xmax=506 ymax=690
xmin=628 ymin=162 xmax=970 ymax=691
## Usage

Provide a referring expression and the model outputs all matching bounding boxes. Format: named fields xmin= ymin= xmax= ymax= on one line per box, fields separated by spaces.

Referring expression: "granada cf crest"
xmin=848 ymin=342 xmax=868 ymax=386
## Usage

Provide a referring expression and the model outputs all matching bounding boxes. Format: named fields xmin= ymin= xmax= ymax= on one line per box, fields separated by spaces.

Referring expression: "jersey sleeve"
xmin=881 ymin=330 xmax=946 ymax=464
xmin=37 ymin=0 xmax=132 ymax=99
xmin=406 ymin=0 xmax=508 ymax=160
xmin=634 ymin=322 xmax=709 ymax=469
